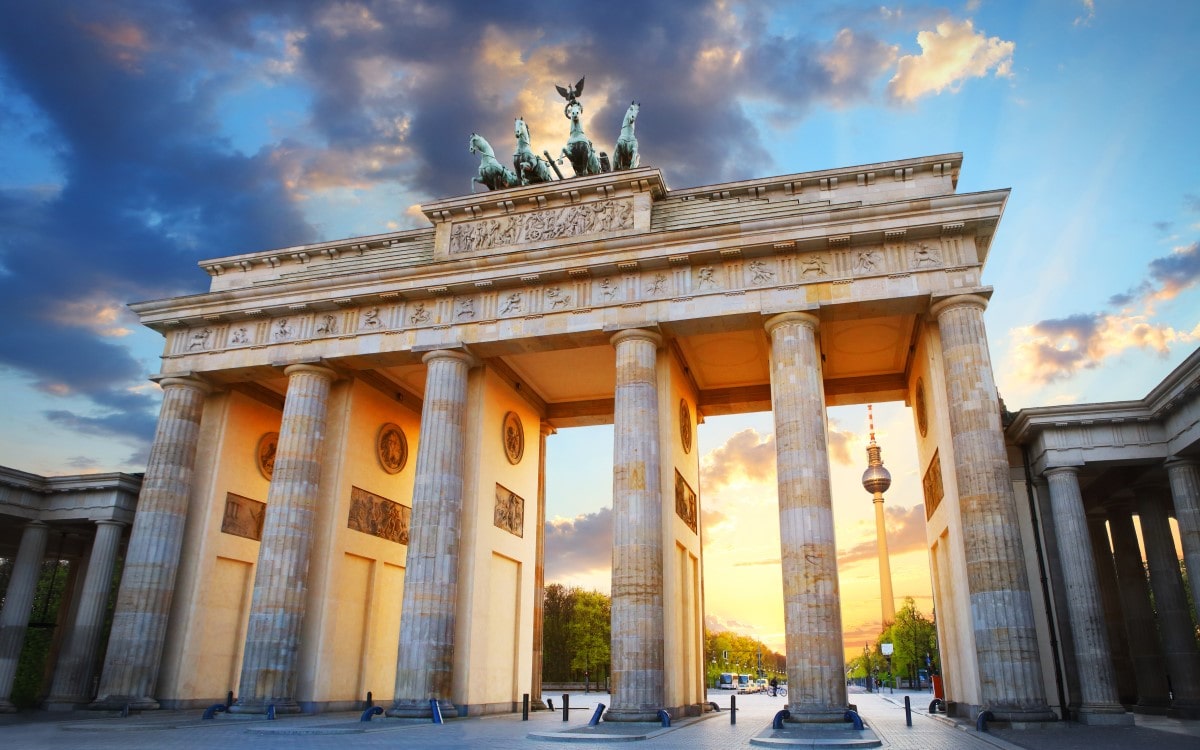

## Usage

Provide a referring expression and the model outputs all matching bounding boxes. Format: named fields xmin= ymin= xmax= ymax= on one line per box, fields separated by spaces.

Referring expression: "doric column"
xmin=1108 ymin=507 xmax=1170 ymax=712
xmin=232 ymin=364 xmax=336 ymax=714
xmin=91 ymin=376 xmax=211 ymax=710
xmin=1137 ymin=489 xmax=1200 ymax=717
xmin=930 ymin=295 xmax=1053 ymax=721
xmin=530 ymin=421 xmax=555 ymax=711
xmin=1166 ymin=459 xmax=1200 ymax=624
xmin=388 ymin=349 xmax=477 ymax=719
xmin=1043 ymin=468 xmax=1130 ymax=723
xmin=604 ymin=328 xmax=665 ymax=722
xmin=0 ymin=521 xmax=50 ymax=712
xmin=1086 ymin=514 xmax=1137 ymax=706
xmin=45 ymin=520 xmax=126 ymax=708
xmin=765 ymin=312 xmax=847 ymax=723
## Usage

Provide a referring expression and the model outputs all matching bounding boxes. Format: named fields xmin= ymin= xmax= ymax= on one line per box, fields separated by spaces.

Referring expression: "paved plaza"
xmin=3 ymin=688 xmax=1199 ymax=750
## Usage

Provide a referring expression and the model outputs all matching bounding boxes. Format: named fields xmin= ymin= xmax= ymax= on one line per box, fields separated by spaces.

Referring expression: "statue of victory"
xmin=556 ymin=76 xmax=603 ymax=176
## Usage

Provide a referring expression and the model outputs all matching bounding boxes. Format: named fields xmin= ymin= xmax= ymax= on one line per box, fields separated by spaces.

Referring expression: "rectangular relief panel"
xmin=348 ymin=486 xmax=411 ymax=545
xmin=494 ymin=484 xmax=525 ymax=538
xmin=923 ymin=450 xmax=943 ymax=520
xmin=675 ymin=470 xmax=698 ymax=534
xmin=221 ymin=493 xmax=265 ymax=541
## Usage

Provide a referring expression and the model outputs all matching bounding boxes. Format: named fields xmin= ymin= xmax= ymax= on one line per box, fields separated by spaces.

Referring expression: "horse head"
xmin=624 ymin=101 xmax=640 ymax=127
xmin=515 ymin=117 xmax=531 ymax=145
xmin=469 ymin=132 xmax=493 ymax=157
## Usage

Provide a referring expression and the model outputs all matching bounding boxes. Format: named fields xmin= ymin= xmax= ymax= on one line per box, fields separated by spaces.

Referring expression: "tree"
xmin=568 ymin=590 xmax=610 ymax=686
xmin=877 ymin=597 xmax=938 ymax=687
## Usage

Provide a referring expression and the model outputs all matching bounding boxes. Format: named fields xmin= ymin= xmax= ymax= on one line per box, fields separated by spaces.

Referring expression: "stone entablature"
xmin=0 ymin=466 xmax=140 ymax=524
xmin=1008 ymin=349 xmax=1200 ymax=474
xmin=131 ymin=154 xmax=999 ymax=378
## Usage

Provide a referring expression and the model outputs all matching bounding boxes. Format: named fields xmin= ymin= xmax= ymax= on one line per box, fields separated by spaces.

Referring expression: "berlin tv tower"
xmin=861 ymin=405 xmax=896 ymax=623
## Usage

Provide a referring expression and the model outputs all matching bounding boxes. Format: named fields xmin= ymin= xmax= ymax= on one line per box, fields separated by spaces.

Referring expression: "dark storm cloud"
xmin=838 ymin=504 xmax=926 ymax=566
xmin=0 ymin=1 xmax=911 ymax=464
xmin=0 ymin=2 xmax=317 ymax=449
xmin=544 ymin=507 xmax=612 ymax=578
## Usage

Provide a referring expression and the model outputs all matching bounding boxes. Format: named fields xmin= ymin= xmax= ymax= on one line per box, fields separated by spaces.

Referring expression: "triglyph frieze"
xmin=447 ymin=198 xmax=634 ymax=254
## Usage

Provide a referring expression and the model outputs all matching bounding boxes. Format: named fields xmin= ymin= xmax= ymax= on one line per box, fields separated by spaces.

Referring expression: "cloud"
xmin=827 ymin=421 xmax=857 ymax=466
xmin=544 ymin=507 xmax=613 ymax=579
xmin=887 ymin=19 xmax=1015 ymax=102
xmin=1010 ymin=242 xmax=1200 ymax=385
xmin=1074 ymin=0 xmax=1096 ymax=27
xmin=1010 ymin=312 xmax=1197 ymax=385
xmin=838 ymin=504 xmax=928 ymax=566
xmin=701 ymin=428 xmax=775 ymax=490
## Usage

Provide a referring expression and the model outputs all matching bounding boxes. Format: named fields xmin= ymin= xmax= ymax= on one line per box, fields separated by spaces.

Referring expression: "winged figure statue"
xmin=555 ymin=76 xmax=585 ymax=104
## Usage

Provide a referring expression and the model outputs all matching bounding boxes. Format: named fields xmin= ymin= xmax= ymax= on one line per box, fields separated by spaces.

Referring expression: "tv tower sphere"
xmin=862 ymin=443 xmax=892 ymax=495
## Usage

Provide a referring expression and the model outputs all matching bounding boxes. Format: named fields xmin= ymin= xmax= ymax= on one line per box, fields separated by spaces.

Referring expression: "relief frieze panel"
xmin=348 ymin=486 xmax=411 ymax=545
xmin=448 ymin=198 xmax=634 ymax=255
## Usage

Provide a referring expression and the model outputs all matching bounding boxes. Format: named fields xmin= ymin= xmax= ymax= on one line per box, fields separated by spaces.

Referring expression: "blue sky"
xmin=2 ymin=1 xmax=1198 ymax=650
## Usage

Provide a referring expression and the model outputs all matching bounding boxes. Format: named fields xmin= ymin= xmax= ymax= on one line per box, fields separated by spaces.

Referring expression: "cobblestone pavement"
xmin=2 ymin=689 xmax=1198 ymax=749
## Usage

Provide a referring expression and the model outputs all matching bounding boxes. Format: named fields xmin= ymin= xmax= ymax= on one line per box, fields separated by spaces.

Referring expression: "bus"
xmin=717 ymin=672 xmax=737 ymax=690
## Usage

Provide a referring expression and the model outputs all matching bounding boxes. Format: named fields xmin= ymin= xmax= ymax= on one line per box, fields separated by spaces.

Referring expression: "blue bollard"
xmin=772 ymin=709 xmax=791 ymax=729
xmin=430 ymin=699 xmax=443 ymax=724
xmin=904 ymin=695 xmax=912 ymax=726
xmin=360 ymin=705 xmax=383 ymax=722
xmin=202 ymin=704 xmax=227 ymax=720
xmin=844 ymin=709 xmax=864 ymax=730
xmin=657 ymin=709 xmax=671 ymax=727
xmin=976 ymin=709 xmax=994 ymax=732
xmin=929 ymin=698 xmax=944 ymax=713
xmin=266 ymin=704 xmax=276 ymax=720
xmin=588 ymin=703 xmax=606 ymax=726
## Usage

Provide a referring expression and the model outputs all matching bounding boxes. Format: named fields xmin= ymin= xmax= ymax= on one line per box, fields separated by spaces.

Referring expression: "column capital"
xmin=94 ymin=519 xmax=126 ymax=530
xmin=540 ymin=421 xmax=557 ymax=438
xmin=609 ymin=327 xmax=662 ymax=348
xmin=929 ymin=293 xmax=989 ymax=320
xmin=1166 ymin=457 xmax=1200 ymax=471
xmin=419 ymin=348 xmax=479 ymax=368
xmin=764 ymin=311 xmax=819 ymax=335
xmin=1043 ymin=465 xmax=1082 ymax=479
xmin=156 ymin=375 xmax=212 ymax=394
xmin=282 ymin=362 xmax=337 ymax=380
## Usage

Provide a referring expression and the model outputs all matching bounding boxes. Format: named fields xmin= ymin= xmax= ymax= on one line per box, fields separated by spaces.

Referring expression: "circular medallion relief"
xmin=915 ymin=378 xmax=929 ymax=438
xmin=679 ymin=399 xmax=693 ymax=454
xmin=502 ymin=411 xmax=524 ymax=465
xmin=377 ymin=423 xmax=408 ymax=474
xmin=256 ymin=432 xmax=279 ymax=480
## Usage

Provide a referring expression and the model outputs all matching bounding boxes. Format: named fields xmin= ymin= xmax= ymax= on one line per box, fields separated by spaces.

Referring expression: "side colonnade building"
xmin=3 ymin=153 xmax=1186 ymax=725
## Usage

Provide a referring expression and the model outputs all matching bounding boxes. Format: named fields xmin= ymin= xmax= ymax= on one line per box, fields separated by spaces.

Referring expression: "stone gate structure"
xmin=5 ymin=152 xmax=1136 ymax=723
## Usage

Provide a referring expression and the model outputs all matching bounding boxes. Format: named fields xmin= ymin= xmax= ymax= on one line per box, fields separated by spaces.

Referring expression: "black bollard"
xmin=904 ymin=695 xmax=912 ymax=726
xmin=562 ymin=693 xmax=570 ymax=722
xmin=547 ymin=697 xmax=554 ymax=711
xmin=366 ymin=690 xmax=373 ymax=708
xmin=730 ymin=694 xmax=737 ymax=725
xmin=522 ymin=693 xmax=529 ymax=721
xmin=227 ymin=690 xmax=234 ymax=709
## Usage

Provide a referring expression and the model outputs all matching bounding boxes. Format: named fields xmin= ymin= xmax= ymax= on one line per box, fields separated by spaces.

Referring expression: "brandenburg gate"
xmin=85 ymin=150 xmax=1058 ymax=724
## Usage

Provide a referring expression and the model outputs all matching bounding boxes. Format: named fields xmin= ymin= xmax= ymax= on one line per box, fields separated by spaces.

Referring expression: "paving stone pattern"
xmin=2 ymin=690 xmax=1199 ymax=750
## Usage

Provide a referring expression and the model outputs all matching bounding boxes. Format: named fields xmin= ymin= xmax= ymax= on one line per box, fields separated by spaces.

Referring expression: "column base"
xmin=386 ymin=698 xmax=459 ymax=720
xmin=1076 ymin=704 xmax=1134 ymax=725
xmin=43 ymin=697 xmax=88 ymax=712
xmin=88 ymin=695 xmax=159 ymax=711
xmin=227 ymin=699 xmax=302 ymax=715
xmin=530 ymin=699 xmax=548 ymax=710
xmin=983 ymin=705 xmax=1059 ymax=724
xmin=0 ymin=700 xmax=17 ymax=713
xmin=783 ymin=705 xmax=851 ymax=724
xmin=603 ymin=707 xmax=664 ymax=723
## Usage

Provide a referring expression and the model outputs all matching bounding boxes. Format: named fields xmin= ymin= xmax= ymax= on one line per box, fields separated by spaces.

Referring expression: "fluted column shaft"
xmin=0 ymin=521 xmax=50 ymax=712
xmin=1044 ymin=468 xmax=1128 ymax=722
xmin=530 ymin=422 xmax=555 ymax=710
xmin=605 ymin=329 xmax=665 ymax=722
xmin=389 ymin=350 xmax=476 ymax=719
xmin=1166 ymin=460 xmax=1200 ymax=626
xmin=92 ymin=376 xmax=210 ymax=710
xmin=1086 ymin=515 xmax=1137 ymax=706
xmin=1108 ymin=509 xmax=1170 ymax=711
xmin=766 ymin=312 xmax=847 ymax=723
xmin=930 ymin=295 xmax=1052 ymax=721
xmin=1137 ymin=490 xmax=1200 ymax=715
xmin=233 ymin=364 xmax=336 ymax=714
xmin=46 ymin=520 xmax=125 ymax=706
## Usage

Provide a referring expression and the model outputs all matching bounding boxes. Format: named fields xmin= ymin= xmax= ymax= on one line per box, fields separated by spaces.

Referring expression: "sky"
xmin=2 ymin=1 xmax=1198 ymax=660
